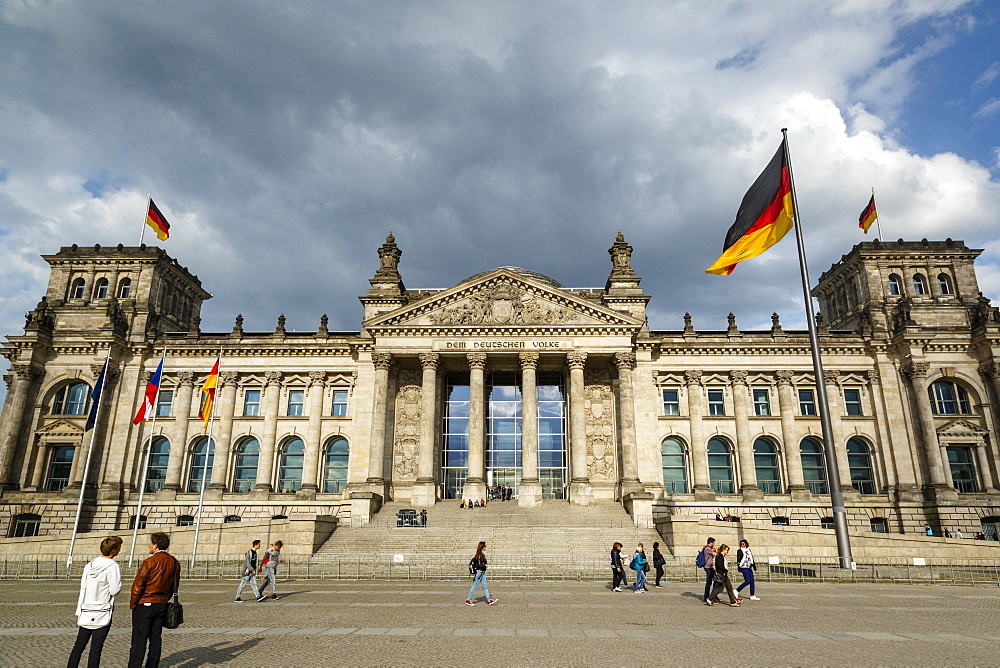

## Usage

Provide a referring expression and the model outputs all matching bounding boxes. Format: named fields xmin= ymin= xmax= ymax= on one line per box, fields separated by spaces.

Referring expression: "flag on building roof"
xmin=132 ymin=356 xmax=164 ymax=425
xmin=705 ymin=138 xmax=795 ymax=276
xmin=145 ymin=199 xmax=171 ymax=241
xmin=859 ymin=194 xmax=878 ymax=233
xmin=198 ymin=356 xmax=219 ymax=428
xmin=84 ymin=358 xmax=109 ymax=432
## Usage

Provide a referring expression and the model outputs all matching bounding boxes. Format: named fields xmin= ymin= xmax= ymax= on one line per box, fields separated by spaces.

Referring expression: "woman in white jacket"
xmin=68 ymin=536 xmax=123 ymax=668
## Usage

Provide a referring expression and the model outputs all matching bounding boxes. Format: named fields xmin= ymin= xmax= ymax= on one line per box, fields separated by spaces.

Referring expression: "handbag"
xmin=642 ymin=562 xmax=650 ymax=573
xmin=163 ymin=593 xmax=184 ymax=629
xmin=713 ymin=572 xmax=727 ymax=584
xmin=78 ymin=606 xmax=112 ymax=630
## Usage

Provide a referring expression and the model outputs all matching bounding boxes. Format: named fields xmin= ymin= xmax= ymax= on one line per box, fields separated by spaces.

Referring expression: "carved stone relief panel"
xmin=584 ymin=373 xmax=616 ymax=483
xmin=392 ymin=370 xmax=422 ymax=481
xmin=428 ymin=279 xmax=581 ymax=326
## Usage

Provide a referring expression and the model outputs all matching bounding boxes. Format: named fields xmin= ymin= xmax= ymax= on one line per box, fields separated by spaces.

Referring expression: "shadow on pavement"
xmin=163 ymin=637 xmax=264 ymax=666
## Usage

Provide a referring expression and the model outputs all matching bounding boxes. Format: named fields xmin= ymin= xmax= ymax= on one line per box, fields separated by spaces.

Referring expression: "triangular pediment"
xmin=36 ymin=419 xmax=84 ymax=437
xmin=937 ymin=419 xmax=988 ymax=437
xmin=366 ymin=269 xmax=642 ymax=331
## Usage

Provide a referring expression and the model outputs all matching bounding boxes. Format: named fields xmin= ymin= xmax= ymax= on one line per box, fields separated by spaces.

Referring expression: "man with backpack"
xmin=699 ymin=537 xmax=716 ymax=602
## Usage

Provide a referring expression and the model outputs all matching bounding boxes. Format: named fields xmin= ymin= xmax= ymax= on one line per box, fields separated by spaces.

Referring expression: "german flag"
xmin=198 ymin=356 xmax=220 ymax=428
xmin=858 ymin=194 xmax=877 ymax=233
xmin=145 ymin=199 xmax=171 ymax=241
xmin=706 ymin=139 xmax=795 ymax=276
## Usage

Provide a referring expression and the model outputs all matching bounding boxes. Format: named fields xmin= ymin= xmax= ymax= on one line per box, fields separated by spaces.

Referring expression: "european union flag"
xmin=84 ymin=358 xmax=109 ymax=432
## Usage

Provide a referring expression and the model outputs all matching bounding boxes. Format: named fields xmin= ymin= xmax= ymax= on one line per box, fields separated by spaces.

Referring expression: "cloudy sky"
xmin=2 ymin=0 xmax=999 ymax=397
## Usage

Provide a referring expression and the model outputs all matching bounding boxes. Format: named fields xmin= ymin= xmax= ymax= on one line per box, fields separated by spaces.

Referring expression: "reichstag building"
xmin=2 ymin=233 xmax=1000 ymax=539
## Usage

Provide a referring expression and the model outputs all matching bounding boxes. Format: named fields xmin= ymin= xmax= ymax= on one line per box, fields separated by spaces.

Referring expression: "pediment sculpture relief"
xmin=428 ymin=279 xmax=580 ymax=326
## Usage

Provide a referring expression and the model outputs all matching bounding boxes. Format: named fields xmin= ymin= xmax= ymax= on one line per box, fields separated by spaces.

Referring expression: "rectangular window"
xmin=155 ymin=390 xmax=173 ymax=417
xmin=243 ymin=389 xmax=261 ymax=416
xmin=843 ymin=388 xmax=863 ymax=416
xmin=752 ymin=389 xmax=770 ymax=416
xmin=799 ymin=389 xmax=817 ymax=416
xmin=662 ymin=389 xmax=680 ymax=416
xmin=331 ymin=389 xmax=348 ymax=416
xmin=707 ymin=389 xmax=725 ymax=416
xmin=287 ymin=389 xmax=305 ymax=416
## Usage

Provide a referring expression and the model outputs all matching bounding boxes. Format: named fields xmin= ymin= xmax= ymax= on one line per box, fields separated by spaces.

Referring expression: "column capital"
xmin=979 ymin=361 xmax=1000 ymax=379
xmin=10 ymin=363 xmax=44 ymax=382
xmin=729 ymin=369 xmax=748 ymax=385
xmin=175 ymin=371 xmax=196 ymax=386
xmin=614 ymin=351 xmax=636 ymax=370
xmin=264 ymin=370 xmax=283 ymax=386
xmin=900 ymin=361 xmax=930 ymax=378
xmin=91 ymin=362 xmax=120 ymax=381
xmin=519 ymin=352 xmax=540 ymax=370
xmin=467 ymin=352 xmax=488 ymax=370
xmin=567 ymin=351 xmax=588 ymax=370
xmin=220 ymin=371 xmax=240 ymax=387
xmin=684 ymin=369 xmax=703 ymax=386
xmin=822 ymin=369 xmax=841 ymax=386
xmin=775 ymin=369 xmax=794 ymax=386
xmin=308 ymin=370 xmax=327 ymax=385
xmin=419 ymin=352 xmax=440 ymax=370
xmin=864 ymin=368 xmax=880 ymax=384
xmin=372 ymin=352 xmax=393 ymax=370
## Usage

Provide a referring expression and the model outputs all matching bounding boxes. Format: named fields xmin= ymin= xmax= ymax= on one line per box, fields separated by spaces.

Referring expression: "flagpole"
xmin=129 ymin=347 xmax=166 ymax=567
xmin=872 ymin=188 xmax=885 ymax=241
xmin=782 ymin=128 xmax=854 ymax=569
xmin=66 ymin=346 xmax=113 ymax=570
xmin=190 ymin=347 xmax=222 ymax=569
xmin=139 ymin=194 xmax=151 ymax=246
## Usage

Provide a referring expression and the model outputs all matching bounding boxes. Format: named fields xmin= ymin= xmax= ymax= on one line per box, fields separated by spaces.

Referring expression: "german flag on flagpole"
xmin=858 ymin=194 xmax=877 ymax=233
xmin=198 ymin=356 xmax=220 ymax=428
xmin=145 ymin=198 xmax=171 ymax=241
xmin=706 ymin=138 xmax=795 ymax=276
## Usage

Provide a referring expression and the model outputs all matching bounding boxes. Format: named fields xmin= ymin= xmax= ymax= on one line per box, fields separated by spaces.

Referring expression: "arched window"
xmin=912 ymin=273 xmax=928 ymax=295
xmin=937 ymin=273 xmax=953 ymax=295
xmin=187 ymin=437 xmax=215 ymax=493
xmin=128 ymin=515 xmax=147 ymax=530
xmin=232 ymin=437 xmax=259 ymax=493
xmin=278 ymin=437 xmax=305 ymax=492
xmin=117 ymin=277 xmax=132 ymax=299
xmin=53 ymin=381 xmax=90 ymax=415
xmin=847 ymin=438 xmax=876 ymax=494
xmin=93 ymin=277 xmax=109 ymax=299
xmin=888 ymin=274 xmax=901 ymax=296
xmin=800 ymin=438 xmax=828 ymax=494
xmin=10 ymin=513 xmax=42 ymax=537
xmin=144 ymin=437 xmax=170 ymax=493
xmin=46 ymin=446 xmax=75 ymax=491
xmin=176 ymin=515 xmax=194 ymax=526
xmin=929 ymin=380 xmax=972 ymax=415
xmin=323 ymin=437 xmax=350 ymax=494
xmin=69 ymin=277 xmax=86 ymax=300
xmin=660 ymin=437 xmax=688 ymax=493
xmin=707 ymin=438 xmax=734 ymax=494
xmin=753 ymin=438 xmax=781 ymax=494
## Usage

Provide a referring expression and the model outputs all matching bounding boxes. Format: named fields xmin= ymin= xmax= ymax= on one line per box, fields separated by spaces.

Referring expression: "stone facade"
xmin=2 ymin=235 xmax=1000 ymax=542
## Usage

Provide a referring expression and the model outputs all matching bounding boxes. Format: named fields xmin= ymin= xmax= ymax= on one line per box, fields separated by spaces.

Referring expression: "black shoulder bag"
xmin=163 ymin=564 xmax=184 ymax=629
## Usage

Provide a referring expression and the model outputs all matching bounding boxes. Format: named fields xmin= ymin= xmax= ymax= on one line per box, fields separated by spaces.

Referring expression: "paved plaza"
xmin=2 ymin=578 xmax=999 ymax=666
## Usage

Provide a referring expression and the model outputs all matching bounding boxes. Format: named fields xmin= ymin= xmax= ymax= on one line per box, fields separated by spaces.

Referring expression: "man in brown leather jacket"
xmin=128 ymin=531 xmax=180 ymax=668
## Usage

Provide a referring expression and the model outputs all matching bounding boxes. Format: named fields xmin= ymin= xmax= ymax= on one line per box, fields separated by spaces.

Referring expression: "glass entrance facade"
xmin=536 ymin=371 xmax=567 ymax=499
xmin=487 ymin=371 xmax=522 ymax=494
xmin=441 ymin=372 xmax=470 ymax=499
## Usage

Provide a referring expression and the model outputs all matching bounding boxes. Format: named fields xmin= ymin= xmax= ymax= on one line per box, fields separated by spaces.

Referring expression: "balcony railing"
xmin=954 ymin=479 xmax=980 ymax=493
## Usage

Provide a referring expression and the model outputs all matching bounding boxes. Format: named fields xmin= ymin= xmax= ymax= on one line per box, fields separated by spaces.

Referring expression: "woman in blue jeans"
xmin=465 ymin=541 xmax=498 ymax=606
xmin=735 ymin=539 xmax=760 ymax=600
xmin=631 ymin=543 xmax=648 ymax=593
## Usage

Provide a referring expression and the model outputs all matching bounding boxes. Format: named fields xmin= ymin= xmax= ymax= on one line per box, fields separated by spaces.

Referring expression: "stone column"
xmin=207 ymin=371 xmax=239 ymax=493
xmin=364 ymin=354 xmax=393 ymax=492
xmin=411 ymin=353 xmax=439 ymax=506
xmin=83 ymin=265 xmax=96 ymax=304
xmin=686 ymin=370 xmax=713 ymax=499
xmin=731 ymin=370 xmax=761 ymax=499
xmin=29 ymin=443 xmax=48 ymax=490
xmin=253 ymin=371 xmax=283 ymax=495
xmin=901 ymin=361 xmax=951 ymax=495
xmin=973 ymin=444 xmax=998 ymax=493
xmin=0 ymin=363 xmax=43 ymax=489
xmin=979 ymin=362 xmax=1000 ymax=491
xmin=776 ymin=370 xmax=808 ymax=500
xmin=161 ymin=372 xmax=195 ymax=495
xmin=298 ymin=370 xmax=327 ymax=498
xmin=823 ymin=370 xmax=857 ymax=498
xmin=464 ymin=352 xmax=488 ymax=501
xmin=567 ymin=352 xmax=592 ymax=505
xmin=616 ymin=352 xmax=642 ymax=495
xmin=519 ymin=352 xmax=543 ymax=507
xmin=940 ymin=444 xmax=955 ymax=487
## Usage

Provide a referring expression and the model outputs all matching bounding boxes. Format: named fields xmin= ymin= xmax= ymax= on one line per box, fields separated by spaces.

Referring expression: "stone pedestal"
xmin=569 ymin=481 xmax=593 ymax=506
xmin=518 ymin=480 xmax=543 ymax=507
xmin=410 ymin=480 xmax=437 ymax=507
xmin=349 ymin=491 xmax=382 ymax=526
xmin=623 ymin=491 xmax=654 ymax=529
xmin=462 ymin=480 xmax=487 ymax=502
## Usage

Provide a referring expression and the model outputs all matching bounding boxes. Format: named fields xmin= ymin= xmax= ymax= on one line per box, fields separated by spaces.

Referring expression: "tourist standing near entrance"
xmin=610 ymin=542 xmax=625 ymax=591
xmin=235 ymin=540 xmax=266 ymax=602
xmin=734 ymin=539 xmax=759 ymax=601
xmin=420 ymin=509 xmax=428 ymax=527
xmin=652 ymin=542 xmax=665 ymax=588
xmin=707 ymin=544 xmax=739 ymax=607
xmin=701 ymin=537 xmax=717 ymax=602
xmin=262 ymin=541 xmax=282 ymax=600
xmin=68 ymin=536 xmax=122 ymax=668
xmin=630 ymin=543 xmax=648 ymax=593
xmin=128 ymin=532 xmax=181 ymax=668
xmin=465 ymin=541 xmax=498 ymax=606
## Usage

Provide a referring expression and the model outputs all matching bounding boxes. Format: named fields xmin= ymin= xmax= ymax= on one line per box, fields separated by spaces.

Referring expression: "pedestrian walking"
xmin=235 ymin=540 xmax=266 ymax=603
xmin=700 ymin=537 xmax=716 ymax=602
xmin=734 ymin=539 xmax=759 ymax=601
xmin=630 ymin=543 xmax=648 ymax=593
xmin=420 ymin=509 xmax=428 ymax=527
xmin=261 ymin=541 xmax=282 ymax=600
xmin=465 ymin=541 xmax=498 ymax=606
xmin=68 ymin=536 xmax=123 ymax=668
xmin=652 ymin=541 xmax=665 ymax=588
xmin=707 ymin=544 xmax=739 ymax=607
xmin=128 ymin=532 xmax=181 ymax=668
xmin=610 ymin=542 xmax=626 ymax=591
